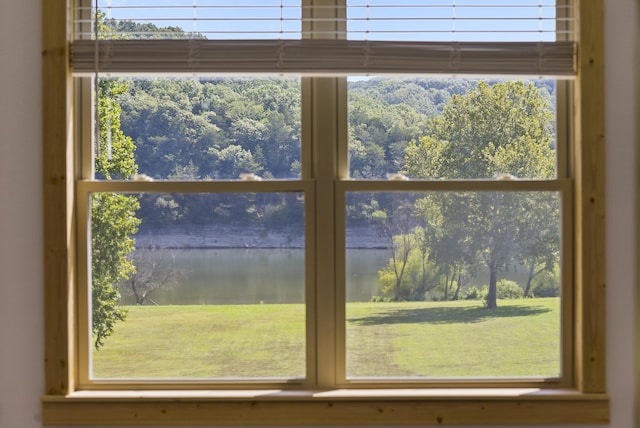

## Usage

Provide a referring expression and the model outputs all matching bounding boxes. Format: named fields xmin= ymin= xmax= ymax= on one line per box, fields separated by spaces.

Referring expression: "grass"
xmin=93 ymin=298 xmax=560 ymax=379
xmin=92 ymin=304 xmax=306 ymax=378
xmin=346 ymin=299 xmax=559 ymax=378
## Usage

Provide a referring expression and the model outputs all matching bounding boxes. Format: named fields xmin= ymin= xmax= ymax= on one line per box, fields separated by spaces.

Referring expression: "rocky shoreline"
xmin=135 ymin=225 xmax=387 ymax=249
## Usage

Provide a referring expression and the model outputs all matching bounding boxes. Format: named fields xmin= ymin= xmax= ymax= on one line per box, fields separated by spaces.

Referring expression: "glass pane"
xmin=348 ymin=78 xmax=557 ymax=180
xmin=88 ymin=0 xmax=302 ymax=40
xmin=89 ymin=192 xmax=305 ymax=379
xmin=95 ymin=77 xmax=302 ymax=180
xmin=346 ymin=0 xmax=568 ymax=42
xmin=345 ymin=191 xmax=562 ymax=378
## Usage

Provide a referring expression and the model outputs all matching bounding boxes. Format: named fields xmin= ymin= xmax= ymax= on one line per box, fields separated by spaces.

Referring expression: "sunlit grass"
xmin=346 ymin=299 xmax=560 ymax=378
xmin=93 ymin=299 xmax=560 ymax=379
xmin=92 ymin=304 xmax=306 ymax=378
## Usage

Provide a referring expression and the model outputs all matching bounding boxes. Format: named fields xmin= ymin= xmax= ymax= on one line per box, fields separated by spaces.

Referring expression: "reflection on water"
xmin=119 ymin=248 xmax=388 ymax=305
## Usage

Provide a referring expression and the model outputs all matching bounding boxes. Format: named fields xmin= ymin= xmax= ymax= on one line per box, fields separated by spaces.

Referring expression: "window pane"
xmin=88 ymin=0 xmax=302 ymax=40
xmin=95 ymin=77 xmax=301 ymax=181
xmin=345 ymin=191 xmax=562 ymax=378
xmin=348 ymin=78 xmax=557 ymax=180
xmin=346 ymin=0 xmax=568 ymax=42
xmin=89 ymin=192 xmax=306 ymax=379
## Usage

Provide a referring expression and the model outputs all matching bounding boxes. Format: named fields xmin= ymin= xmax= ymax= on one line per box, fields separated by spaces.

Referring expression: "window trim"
xmin=42 ymin=0 xmax=608 ymax=424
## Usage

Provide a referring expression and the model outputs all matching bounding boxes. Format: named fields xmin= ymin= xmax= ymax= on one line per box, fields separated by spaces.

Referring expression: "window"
xmin=42 ymin=0 xmax=608 ymax=425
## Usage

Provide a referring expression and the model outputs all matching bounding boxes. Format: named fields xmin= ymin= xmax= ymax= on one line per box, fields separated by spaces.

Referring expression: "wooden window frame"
xmin=42 ymin=0 xmax=608 ymax=424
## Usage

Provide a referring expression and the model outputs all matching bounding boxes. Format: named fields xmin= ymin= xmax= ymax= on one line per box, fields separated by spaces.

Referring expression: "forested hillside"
xmin=110 ymin=77 xmax=555 ymax=229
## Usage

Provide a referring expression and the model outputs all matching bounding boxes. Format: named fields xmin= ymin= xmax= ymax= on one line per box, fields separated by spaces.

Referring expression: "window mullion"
xmin=312 ymin=77 xmax=340 ymax=388
xmin=75 ymin=76 xmax=93 ymax=387
xmin=75 ymin=183 xmax=91 ymax=387
xmin=76 ymin=79 xmax=94 ymax=180
xmin=309 ymin=0 xmax=344 ymax=389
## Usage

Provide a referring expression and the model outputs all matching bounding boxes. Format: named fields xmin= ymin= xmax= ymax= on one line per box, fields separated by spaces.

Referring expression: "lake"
xmin=120 ymin=248 xmax=390 ymax=305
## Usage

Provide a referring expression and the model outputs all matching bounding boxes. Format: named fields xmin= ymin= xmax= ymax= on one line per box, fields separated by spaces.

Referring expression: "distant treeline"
xmin=108 ymin=77 xmax=554 ymax=230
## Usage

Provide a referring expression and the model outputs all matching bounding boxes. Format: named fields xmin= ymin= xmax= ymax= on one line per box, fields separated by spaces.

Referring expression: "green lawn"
xmin=93 ymin=298 xmax=560 ymax=379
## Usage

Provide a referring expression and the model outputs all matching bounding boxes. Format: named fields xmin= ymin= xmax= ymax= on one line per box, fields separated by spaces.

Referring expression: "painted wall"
xmin=0 ymin=0 xmax=635 ymax=426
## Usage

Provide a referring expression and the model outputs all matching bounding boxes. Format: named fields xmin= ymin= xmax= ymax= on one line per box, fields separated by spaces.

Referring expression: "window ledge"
xmin=42 ymin=389 xmax=609 ymax=425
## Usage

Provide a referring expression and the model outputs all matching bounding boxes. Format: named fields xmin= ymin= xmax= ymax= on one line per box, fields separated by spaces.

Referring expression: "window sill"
xmin=42 ymin=389 xmax=609 ymax=425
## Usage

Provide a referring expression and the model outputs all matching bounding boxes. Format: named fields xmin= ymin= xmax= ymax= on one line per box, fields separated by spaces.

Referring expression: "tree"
xmin=516 ymin=192 xmax=560 ymax=297
xmin=121 ymin=246 xmax=181 ymax=306
xmin=404 ymin=81 xmax=557 ymax=309
xmin=375 ymin=209 xmax=414 ymax=301
xmin=413 ymin=195 xmax=478 ymax=301
xmin=91 ymin=79 xmax=141 ymax=348
xmin=375 ymin=195 xmax=442 ymax=301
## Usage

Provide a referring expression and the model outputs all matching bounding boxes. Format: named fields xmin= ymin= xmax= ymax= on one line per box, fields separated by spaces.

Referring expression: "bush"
xmin=377 ymin=232 xmax=439 ymax=301
xmin=370 ymin=295 xmax=392 ymax=303
xmin=461 ymin=280 xmax=524 ymax=302
xmin=495 ymin=279 xmax=524 ymax=299
xmin=263 ymin=198 xmax=303 ymax=228
xmin=531 ymin=266 xmax=560 ymax=297
xmin=479 ymin=279 xmax=523 ymax=307
xmin=460 ymin=286 xmax=487 ymax=301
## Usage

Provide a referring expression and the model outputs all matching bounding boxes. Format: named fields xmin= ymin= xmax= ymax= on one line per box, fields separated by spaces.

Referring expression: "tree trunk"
xmin=130 ymin=279 xmax=144 ymax=305
xmin=486 ymin=264 xmax=498 ymax=309
xmin=453 ymin=271 xmax=462 ymax=300
xmin=523 ymin=262 xmax=536 ymax=297
xmin=443 ymin=273 xmax=449 ymax=301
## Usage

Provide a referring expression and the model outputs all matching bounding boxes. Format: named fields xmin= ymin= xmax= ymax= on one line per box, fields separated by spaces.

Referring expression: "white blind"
xmin=76 ymin=0 xmax=572 ymax=42
xmin=71 ymin=1 xmax=576 ymax=77
xmin=71 ymin=39 xmax=574 ymax=76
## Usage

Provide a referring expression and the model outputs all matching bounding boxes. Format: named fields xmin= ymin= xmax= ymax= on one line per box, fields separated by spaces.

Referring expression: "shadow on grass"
xmin=349 ymin=304 xmax=551 ymax=326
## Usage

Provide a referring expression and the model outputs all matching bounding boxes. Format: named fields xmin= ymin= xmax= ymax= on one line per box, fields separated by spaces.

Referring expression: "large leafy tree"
xmin=404 ymin=81 xmax=558 ymax=308
xmin=91 ymin=79 xmax=141 ymax=348
xmin=90 ymin=12 xmax=142 ymax=349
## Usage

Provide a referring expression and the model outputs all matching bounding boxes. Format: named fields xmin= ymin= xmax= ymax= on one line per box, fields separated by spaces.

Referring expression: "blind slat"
xmin=70 ymin=39 xmax=576 ymax=77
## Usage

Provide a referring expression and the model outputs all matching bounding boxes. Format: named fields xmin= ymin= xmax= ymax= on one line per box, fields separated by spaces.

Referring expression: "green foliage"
xmin=404 ymin=81 xmax=557 ymax=309
xmin=96 ymin=80 xmax=138 ymax=180
xmin=117 ymin=78 xmax=306 ymax=228
xmin=378 ymin=228 xmax=439 ymax=301
xmin=109 ymin=75 xmax=557 ymax=229
xmin=461 ymin=280 xmax=523 ymax=304
xmin=494 ymin=279 xmax=524 ymax=299
xmin=104 ymin=18 xmax=206 ymax=39
xmin=370 ymin=295 xmax=392 ymax=303
xmin=91 ymin=193 xmax=140 ymax=348
xmin=461 ymin=286 xmax=487 ymax=301
xmin=405 ymin=81 xmax=554 ymax=180
xmin=92 ymin=79 xmax=141 ymax=349
xmin=531 ymin=265 xmax=561 ymax=297
xmin=262 ymin=194 xmax=304 ymax=229
xmin=119 ymin=78 xmax=301 ymax=182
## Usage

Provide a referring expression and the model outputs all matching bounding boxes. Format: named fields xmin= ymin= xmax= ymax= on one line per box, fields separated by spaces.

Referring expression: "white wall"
xmin=0 ymin=0 xmax=635 ymax=427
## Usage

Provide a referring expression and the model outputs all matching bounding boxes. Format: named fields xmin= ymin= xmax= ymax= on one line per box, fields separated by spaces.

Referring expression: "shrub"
xmin=459 ymin=280 xmax=525 ymax=302
xmin=263 ymin=198 xmax=303 ymax=228
xmin=461 ymin=286 xmax=487 ymax=301
xmin=531 ymin=266 xmax=560 ymax=297
xmin=377 ymin=232 xmax=439 ymax=301
xmin=370 ymin=295 xmax=392 ymax=303
xmin=495 ymin=279 xmax=524 ymax=299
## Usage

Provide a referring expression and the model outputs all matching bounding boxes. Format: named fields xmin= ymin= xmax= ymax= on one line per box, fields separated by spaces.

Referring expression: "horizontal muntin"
xmin=76 ymin=179 xmax=570 ymax=194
